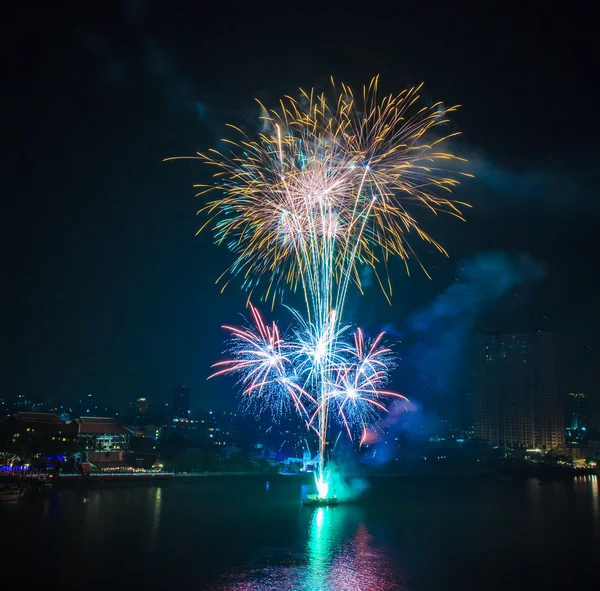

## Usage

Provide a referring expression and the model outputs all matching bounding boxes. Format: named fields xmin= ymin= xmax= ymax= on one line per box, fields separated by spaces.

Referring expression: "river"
xmin=1 ymin=474 xmax=598 ymax=590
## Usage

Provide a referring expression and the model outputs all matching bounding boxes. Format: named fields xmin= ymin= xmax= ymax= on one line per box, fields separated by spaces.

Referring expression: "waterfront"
xmin=1 ymin=474 xmax=598 ymax=590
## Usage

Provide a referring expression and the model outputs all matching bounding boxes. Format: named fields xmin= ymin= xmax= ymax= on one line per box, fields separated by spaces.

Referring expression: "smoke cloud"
xmin=406 ymin=251 xmax=546 ymax=391
xmin=464 ymin=151 xmax=591 ymax=214
xmin=74 ymin=0 xmax=203 ymax=118
xmin=326 ymin=460 xmax=370 ymax=502
xmin=362 ymin=251 xmax=546 ymax=466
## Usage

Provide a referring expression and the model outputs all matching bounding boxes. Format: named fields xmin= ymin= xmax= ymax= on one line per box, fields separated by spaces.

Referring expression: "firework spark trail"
xmin=325 ymin=328 xmax=408 ymax=440
xmin=210 ymin=304 xmax=314 ymax=419
xmin=185 ymin=76 xmax=471 ymax=311
xmin=173 ymin=77 xmax=471 ymax=497
xmin=212 ymin=308 xmax=406 ymax=443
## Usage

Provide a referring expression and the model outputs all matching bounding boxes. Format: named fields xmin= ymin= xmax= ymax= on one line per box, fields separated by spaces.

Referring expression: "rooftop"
xmin=13 ymin=412 xmax=63 ymax=424
xmin=76 ymin=417 xmax=133 ymax=435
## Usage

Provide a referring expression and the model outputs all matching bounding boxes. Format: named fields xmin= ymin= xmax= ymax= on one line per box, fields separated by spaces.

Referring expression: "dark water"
xmin=1 ymin=474 xmax=598 ymax=590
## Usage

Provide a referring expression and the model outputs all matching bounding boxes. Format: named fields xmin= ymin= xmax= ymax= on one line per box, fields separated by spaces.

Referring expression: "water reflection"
xmin=212 ymin=503 xmax=406 ymax=590
xmin=525 ymin=478 xmax=544 ymax=527
xmin=6 ymin=476 xmax=599 ymax=590
xmin=82 ymin=489 xmax=101 ymax=529
xmin=147 ymin=487 xmax=162 ymax=554
xmin=591 ymin=475 xmax=598 ymax=538
xmin=305 ymin=505 xmax=405 ymax=591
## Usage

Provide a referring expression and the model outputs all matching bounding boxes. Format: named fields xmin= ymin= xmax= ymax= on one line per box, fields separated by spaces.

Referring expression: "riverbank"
xmin=175 ymin=471 xmax=277 ymax=477
xmin=2 ymin=466 xmax=596 ymax=490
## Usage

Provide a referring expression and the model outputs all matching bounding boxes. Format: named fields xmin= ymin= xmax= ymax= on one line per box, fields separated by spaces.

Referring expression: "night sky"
xmin=4 ymin=3 xmax=598 ymax=420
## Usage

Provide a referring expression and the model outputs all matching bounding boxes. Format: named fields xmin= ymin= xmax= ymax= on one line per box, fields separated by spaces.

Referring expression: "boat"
xmin=0 ymin=484 xmax=26 ymax=502
xmin=302 ymin=494 xmax=338 ymax=507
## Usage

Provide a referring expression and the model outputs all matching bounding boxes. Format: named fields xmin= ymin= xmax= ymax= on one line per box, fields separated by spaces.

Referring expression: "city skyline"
xmin=3 ymin=356 xmax=598 ymax=440
xmin=4 ymin=4 xmax=598 ymax=421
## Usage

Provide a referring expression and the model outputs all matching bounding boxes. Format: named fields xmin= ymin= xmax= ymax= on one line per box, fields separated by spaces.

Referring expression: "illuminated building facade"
xmin=3 ymin=412 xmax=78 ymax=451
xmin=136 ymin=397 xmax=148 ymax=414
xmin=565 ymin=392 xmax=588 ymax=446
xmin=474 ymin=330 xmax=564 ymax=450
xmin=172 ymin=386 xmax=190 ymax=418
xmin=76 ymin=417 xmax=132 ymax=467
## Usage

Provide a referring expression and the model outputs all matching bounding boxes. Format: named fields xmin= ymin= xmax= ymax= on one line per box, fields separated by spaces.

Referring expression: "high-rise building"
xmin=455 ymin=391 xmax=474 ymax=436
xmin=172 ymin=386 xmax=190 ymax=418
xmin=565 ymin=392 xmax=588 ymax=446
xmin=136 ymin=398 xmax=148 ymax=414
xmin=474 ymin=330 xmax=564 ymax=450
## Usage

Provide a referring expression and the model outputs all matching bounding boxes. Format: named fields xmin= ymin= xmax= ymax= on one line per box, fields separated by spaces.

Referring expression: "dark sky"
xmin=3 ymin=2 xmax=598 ymax=418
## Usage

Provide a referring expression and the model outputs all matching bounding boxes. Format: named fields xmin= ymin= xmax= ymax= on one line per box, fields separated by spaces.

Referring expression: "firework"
xmin=209 ymin=304 xmax=314 ymax=419
xmin=181 ymin=76 xmax=471 ymax=310
xmin=325 ymin=328 xmax=405 ymax=441
xmin=173 ymin=77 xmax=470 ymax=498
xmin=214 ymin=309 xmax=405 ymax=427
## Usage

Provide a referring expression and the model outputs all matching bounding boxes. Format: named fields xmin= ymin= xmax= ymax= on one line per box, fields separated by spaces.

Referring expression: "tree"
xmin=130 ymin=436 xmax=156 ymax=454
xmin=158 ymin=433 xmax=187 ymax=459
